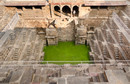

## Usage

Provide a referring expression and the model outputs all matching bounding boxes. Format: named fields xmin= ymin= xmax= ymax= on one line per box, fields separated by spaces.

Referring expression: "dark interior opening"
xmin=25 ymin=6 xmax=32 ymax=9
xmin=54 ymin=6 xmax=61 ymax=17
xmin=46 ymin=39 xmax=48 ymax=46
xmin=91 ymin=6 xmax=98 ymax=9
xmin=62 ymin=5 xmax=71 ymax=16
xmin=90 ymin=27 xmax=94 ymax=31
xmin=81 ymin=4 xmax=86 ymax=7
xmin=49 ymin=82 xmax=57 ymax=84
xmin=34 ymin=6 xmax=42 ymax=9
xmin=100 ymin=6 xmax=108 ymax=9
xmin=54 ymin=6 xmax=60 ymax=12
xmin=16 ymin=6 xmax=22 ymax=10
xmin=73 ymin=6 xmax=79 ymax=17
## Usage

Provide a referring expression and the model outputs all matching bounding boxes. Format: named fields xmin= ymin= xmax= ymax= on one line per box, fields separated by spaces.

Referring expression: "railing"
xmin=0 ymin=60 xmax=130 ymax=66
xmin=2 ymin=13 xmax=19 ymax=32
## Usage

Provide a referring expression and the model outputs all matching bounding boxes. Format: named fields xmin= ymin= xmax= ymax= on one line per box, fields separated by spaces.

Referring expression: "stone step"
xmin=0 ymin=77 xmax=6 ymax=81
xmin=0 ymin=73 xmax=7 ymax=77
xmin=98 ymin=73 xmax=104 ymax=82
xmin=98 ymin=73 xmax=108 ymax=82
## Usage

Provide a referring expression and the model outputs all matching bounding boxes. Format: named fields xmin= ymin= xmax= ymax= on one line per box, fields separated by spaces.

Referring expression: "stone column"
xmin=60 ymin=5 xmax=63 ymax=18
xmin=71 ymin=5 xmax=73 ymax=17
xmin=22 ymin=7 xmax=25 ymax=11
xmin=32 ymin=7 xmax=35 ymax=10
xmin=79 ymin=4 xmax=81 ymax=17
xmin=51 ymin=5 xmax=54 ymax=18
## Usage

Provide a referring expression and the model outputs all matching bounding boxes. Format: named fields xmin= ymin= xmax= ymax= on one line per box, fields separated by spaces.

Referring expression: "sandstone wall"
xmin=57 ymin=21 xmax=75 ymax=41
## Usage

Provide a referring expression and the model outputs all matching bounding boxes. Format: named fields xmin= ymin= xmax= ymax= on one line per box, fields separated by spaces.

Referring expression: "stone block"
xmin=47 ymin=38 xmax=58 ymax=45
xmin=46 ymin=28 xmax=58 ymax=45
xmin=32 ymin=75 xmax=40 ymax=83
xmin=75 ymin=25 xmax=87 ymax=44
xmin=58 ymin=78 xmax=65 ymax=84
xmin=67 ymin=77 xmax=89 ymax=84
xmin=46 ymin=28 xmax=58 ymax=36
xmin=77 ymin=29 xmax=87 ymax=36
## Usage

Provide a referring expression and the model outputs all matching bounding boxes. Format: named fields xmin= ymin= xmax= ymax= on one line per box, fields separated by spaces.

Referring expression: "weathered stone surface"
xmin=58 ymin=78 xmax=65 ymax=84
xmin=105 ymin=70 xmax=130 ymax=84
xmin=57 ymin=20 xmax=75 ymax=41
xmin=46 ymin=28 xmax=58 ymax=36
xmin=20 ymin=67 xmax=35 ymax=84
xmin=9 ymin=69 xmax=25 ymax=84
xmin=61 ymin=69 xmax=76 ymax=76
xmin=46 ymin=28 xmax=58 ymax=45
xmin=0 ymin=71 xmax=13 ymax=84
xmin=75 ymin=25 xmax=87 ymax=44
xmin=32 ymin=75 xmax=40 ymax=83
xmin=47 ymin=38 xmax=58 ymax=45
xmin=67 ymin=77 xmax=89 ymax=84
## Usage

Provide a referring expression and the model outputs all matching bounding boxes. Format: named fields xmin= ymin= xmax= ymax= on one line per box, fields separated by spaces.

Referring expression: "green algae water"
xmin=43 ymin=42 xmax=90 ymax=64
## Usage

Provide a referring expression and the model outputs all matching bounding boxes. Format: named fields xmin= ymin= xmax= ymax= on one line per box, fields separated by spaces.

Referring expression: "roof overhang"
xmin=4 ymin=1 xmax=127 ymax=6
xmin=4 ymin=1 xmax=48 ymax=6
xmin=84 ymin=1 xmax=127 ymax=6
xmin=50 ymin=0 xmax=127 ymax=6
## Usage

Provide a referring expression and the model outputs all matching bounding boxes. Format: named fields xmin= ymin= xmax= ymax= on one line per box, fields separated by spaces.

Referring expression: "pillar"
xmin=32 ymin=7 xmax=35 ymax=10
xmin=51 ymin=5 xmax=54 ymax=18
xmin=22 ymin=7 xmax=25 ymax=11
xmin=71 ymin=5 xmax=73 ymax=17
xmin=60 ymin=5 xmax=63 ymax=18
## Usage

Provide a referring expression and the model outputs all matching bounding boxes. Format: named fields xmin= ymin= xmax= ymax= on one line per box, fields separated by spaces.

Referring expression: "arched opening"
xmin=54 ymin=6 xmax=60 ymax=12
xmin=73 ymin=6 xmax=79 ymax=17
xmin=54 ymin=6 xmax=61 ymax=17
xmin=62 ymin=6 xmax=71 ymax=17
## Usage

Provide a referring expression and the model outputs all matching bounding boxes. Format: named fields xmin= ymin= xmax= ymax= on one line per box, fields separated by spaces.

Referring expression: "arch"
xmin=72 ymin=6 xmax=79 ymax=17
xmin=54 ymin=6 xmax=61 ymax=17
xmin=54 ymin=6 xmax=60 ymax=12
xmin=62 ymin=5 xmax=71 ymax=16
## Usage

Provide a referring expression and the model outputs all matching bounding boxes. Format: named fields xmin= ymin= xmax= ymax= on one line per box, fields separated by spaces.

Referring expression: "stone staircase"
xmin=118 ymin=11 xmax=130 ymax=28
xmin=124 ymin=6 xmax=130 ymax=17
xmin=0 ymin=69 xmax=12 ymax=83
xmin=0 ymin=5 xmax=4 ymax=19
xmin=115 ymin=47 xmax=119 ymax=60
xmin=0 ymin=65 xmax=129 ymax=84
xmin=89 ymin=72 xmax=108 ymax=82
